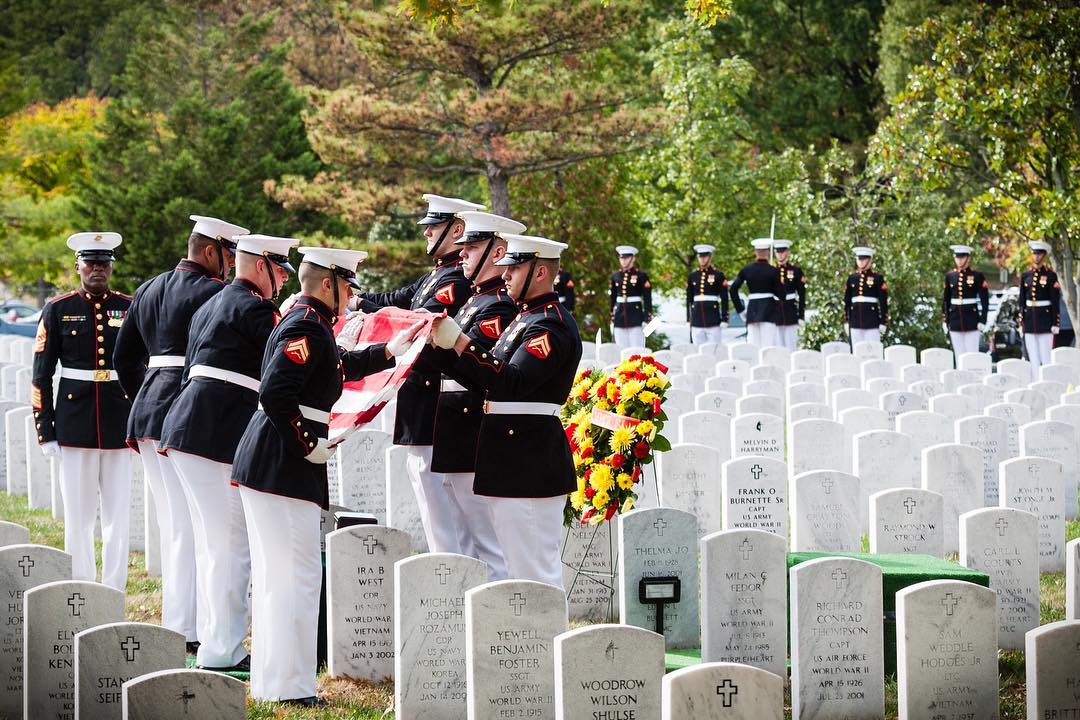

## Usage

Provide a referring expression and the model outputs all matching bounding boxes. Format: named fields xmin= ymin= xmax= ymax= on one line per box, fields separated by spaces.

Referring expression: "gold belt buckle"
xmin=93 ymin=369 xmax=111 ymax=383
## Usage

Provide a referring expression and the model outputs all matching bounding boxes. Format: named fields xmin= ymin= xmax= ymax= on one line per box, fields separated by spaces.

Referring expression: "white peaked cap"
xmin=297 ymin=247 xmax=368 ymax=273
xmin=772 ymin=239 xmax=792 ymax=250
xmin=67 ymin=232 xmax=122 ymax=255
xmin=693 ymin=244 xmax=715 ymax=254
xmin=495 ymin=234 xmax=568 ymax=265
xmin=751 ymin=238 xmax=773 ymax=250
xmin=852 ymin=246 xmax=875 ymax=257
xmin=616 ymin=245 xmax=638 ymax=256
xmin=190 ymin=215 xmax=249 ymax=242
xmin=459 ymin=211 xmax=526 ymax=236
xmin=235 ymin=234 xmax=300 ymax=257
xmin=418 ymin=194 xmax=485 ymax=224
xmin=1029 ymin=240 xmax=1052 ymax=253
xmin=950 ymin=244 xmax=974 ymax=255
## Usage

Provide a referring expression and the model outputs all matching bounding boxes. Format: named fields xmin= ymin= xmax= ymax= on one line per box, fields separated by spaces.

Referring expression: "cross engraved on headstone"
xmin=435 ymin=563 xmax=451 ymax=585
xmin=18 ymin=555 xmax=34 ymax=577
xmin=977 ymin=420 xmax=987 ymax=432
xmin=121 ymin=636 xmax=140 ymax=662
xmin=68 ymin=592 xmax=85 ymax=617
xmin=821 ymin=477 xmax=834 ymax=495
xmin=832 ymin=568 xmax=848 ymax=589
xmin=509 ymin=592 xmax=526 ymax=617
xmin=898 ymin=395 xmax=907 ymax=406
xmin=739 ymin=538 xmax=754 ymax=561
xmin=903 ymin=497 xmax=917 ymax=514
xmin=178 ymin=687 xmax=195 ymax=714
xmin=362 ymin=535 xmax=378 ymax=554
xmin=605 ymin=641 xmax=618 ymax=661
xmin=715 ymin=679 xmax=739 ymax=708
xmin=1028 ymin=462 xmax=1040 ymax=477
xmin=750 ymin=463 xmax=763 ymax=480
xmin=995 ymin=517 xmax=1008 ymax=537
xmin=941 ymin=593 xmax=960 ymax=616
xmin=653 ymin=518 xmax=668 ymax=537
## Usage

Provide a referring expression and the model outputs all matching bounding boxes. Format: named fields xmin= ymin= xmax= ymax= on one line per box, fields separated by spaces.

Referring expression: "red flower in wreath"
xmin=633 ymin=440 xmax=650 ymax=459
xmin=611 ymin=453 xmax=626 ymax=469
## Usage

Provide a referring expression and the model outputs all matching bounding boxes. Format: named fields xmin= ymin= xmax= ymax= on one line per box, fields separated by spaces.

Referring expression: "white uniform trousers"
xmin=443 ymin=472 xmax=508 ymax=581
xmin=170 ymin=451 xmax=251 ymax=668
xmin=1025 ymin=333 xmax=1054 ymax=379
xmin=950 ymin=331 xmax=981 ymax=356
xmin=240 ymin=486 xmax=321 ymax=701
xmin=487 ymin=495 xmax=565 ymax=589
xmin=746 ymin=322 xmax=779 ymax=348
xmin=406 ymin=446 xmax=466 ymax=554
xmin=612 ymin=326 xmax=645 ymax=348
xmin=58 ymin=447 xmax=131 ymax=590
xmin=690 ymin=326 xmax=722 ymax=345
xmin=138 ymin=441 xmax=199 ymax=641
xmin=777 ymin=324 xmax=799 ymax=351
xmin=850 ymin=327 xmax=881 ymax=346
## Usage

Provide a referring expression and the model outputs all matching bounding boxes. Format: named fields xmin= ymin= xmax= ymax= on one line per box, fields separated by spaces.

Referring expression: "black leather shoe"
xmin=197 ymin=655 xmax=250 ymax=673
xmin=281 ymin=696 xmax=328 ymax=708
xmin=185 ymin=641 xmax=201 ymax=655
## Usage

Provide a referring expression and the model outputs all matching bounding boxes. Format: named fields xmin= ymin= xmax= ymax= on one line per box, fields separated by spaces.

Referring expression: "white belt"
xmin=747 ymin=293 xmax=778 ymax=301
xmin=952 ymin=298 xmax=980 ymax=305
xmin=60 ymin=368 xmax=118 ymax=383
xmin=259 ymin=403 xmax=331 ymax=424
xmin=189 ymin=364 xmax=260 ymax=393
xmin=148 ymin=355 xmax=185 ymax=368
xmin=483 ymin=401 xmax=561 ymax=416
xmin=616 ymin=296 xmax=643 ymax=303
xmin=784 ymin=292 xmax=798 ymax=301
xmin=1025 ymin=299 xmax=1052 ymax=307
xmin=693 ymin=294 xmax=720 ymax=302
xmin=852 ymin=297 xmax=879 ymax=304
xmin=441 ymin=378 xmax=468 ymax=393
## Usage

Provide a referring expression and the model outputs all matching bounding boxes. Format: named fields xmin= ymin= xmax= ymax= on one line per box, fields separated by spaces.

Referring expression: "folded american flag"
xmin=328 ymin=307 xmax=437 ymax=443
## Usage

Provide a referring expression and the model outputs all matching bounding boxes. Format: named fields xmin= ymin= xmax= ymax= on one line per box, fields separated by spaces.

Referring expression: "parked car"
xmin=0 ymin=301 xmax=37 ymax=322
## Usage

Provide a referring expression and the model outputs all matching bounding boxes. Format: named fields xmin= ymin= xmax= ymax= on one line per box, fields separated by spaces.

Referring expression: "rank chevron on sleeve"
xmin=284 ymin=336 xmax=310 ymax=364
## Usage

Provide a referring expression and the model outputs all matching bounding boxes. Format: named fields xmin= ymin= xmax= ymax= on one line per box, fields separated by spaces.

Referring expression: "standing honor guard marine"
xmin=942 ymin=243 xmax=989 ymax=357
xmin=1019 ymin=239 xmax=1062 ymax=378
xmin=730 ymin=238 xmax=784 ymax=348
xmin=555 ymin=268 xmax=576 ymax=312
xmin=610 ymin=245 xmax=652 ymax=347
xmin=844 ymin=246 xmax=889 ymax=346
xmin=32 ymin=232 xmax=132 ymax=590
xmin=114 ymin=214 xmax=247 ymax=651
xmin=353 ymin=194 xmax=482 ymax=556
xmin=425 ymin=211 xmax=526 ymax=581
xmin=232 ymin=247 xmax=421 ymax=707
xmin=431 ymin=233 xmax=582 ymax=587
xmin=686 ymin=244 xmax=729 ymax=344
xmin=773 ymin=238 xmax=806 ymax=351
xmin=158 ymin=234 xmax=300 ymax=672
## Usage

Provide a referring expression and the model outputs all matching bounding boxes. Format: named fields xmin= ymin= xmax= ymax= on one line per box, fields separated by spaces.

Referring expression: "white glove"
xmin=942 ymin=322 xmax=949 ymax=335
xmin=431 ymin=318 xmax=462 ymax=349
xmin=1052 ymin=325 xmax=1061 ymax=335
xmin=387 ymin=320 xmax=426 ymax=357
xmin=279 ymin=292 xmax=301 ymax=314
xmin=347 ymin=295 xmax=363 ymax=312
xmin=720 ymin=322 xmax=729 ymax=329
xmin=977 ymin=323 xmax=987 ymax=332
xmin=40 ymin=441 xmax=60 ymax=458
xmin=337 ymin=314 xmax=364 ymax=351
xmin=845 ymin=323 xmax=851 ymax=336
xmin=305 ymin=438 xmax=333 ymax=464
xmin=879 ymin=325 xmax=886 ymax=333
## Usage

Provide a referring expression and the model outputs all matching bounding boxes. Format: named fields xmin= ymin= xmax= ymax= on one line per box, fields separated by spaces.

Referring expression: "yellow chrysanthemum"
xmin=595 ymin=399 xmax=610 ymax=411
xmin=642 ymin=363 xmax=658 ymax=377
xmin=621 ymin=379 xmax=645 ymax=400
xmin=573 ymin=453 xmax=584 ymax=470
xmin=570 ymin=407 xmax=590 ymax=426
xmin=617 ymin=472 xmax=633 ymax=490
xmin=569 ymin=491 xmax=585 ymax=510
xmin=615 ymin=402 xmax=627 ymax=415
xmin=576 ymin=474 xmax=586 ymax=494
xmin=646 ymin=377 xmax=663 ymax=389
xmin=592 ymin=489 xmax=610 ymax=510
xmin=609 ymin=426 xmax=635 ymax=453
xmin=605 ymin=383 xmax=620 ymax=402
xmin=636 ymin=420 xmax=655 ymax=436
xmin=582 ymin=455 xmax=594 ymax=466
xmin=589 ymin=465 xmax=614 ymax=493
xmin=638 ymin=390 xmax=657 ymax=404
xmin=573 ymin=423 xmax=592 ymax=445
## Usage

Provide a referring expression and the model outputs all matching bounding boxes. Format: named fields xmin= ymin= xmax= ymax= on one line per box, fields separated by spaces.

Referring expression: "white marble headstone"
xmin=1025 ymin=620 xmax=1080 ymax=720
xmin=554 ymin=624 xmax=664 ymax=720
xmin=121 ymin=668 xmax=246 ymax=720
xmin=730 ymin=414 xmax=784 ymax=461
xmin=1020 ymin=419 xmax=1079 ymax=520
xmin=955 ymin=414 xmax=1010 ymax=506
xmin=720 ymin=457 xmax=788 ymax=537
xmin=869 ymin=487 xmax=944 ymax=556
xmin=661 ymin=662 xmax=783 ymax=720
xmin=1000 ymin=456 xmax=1064 ymax=573
xmin=921 ymin=443 xmax=984 ymax=555
xmin=791 ymin=471 xmax=860 ymax=552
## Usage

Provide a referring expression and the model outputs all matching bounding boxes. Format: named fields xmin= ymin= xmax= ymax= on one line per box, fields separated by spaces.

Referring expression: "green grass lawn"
xmin=3 ymin=491 xmax=1077 ymax=719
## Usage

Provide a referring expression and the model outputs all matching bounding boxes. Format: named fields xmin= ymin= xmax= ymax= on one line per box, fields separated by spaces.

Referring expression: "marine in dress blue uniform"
xmin=686 ymin=243 xmax=728 ymax=345
xmin=730 ymin=238 xmax=784 ymax=347
xmin=352 ymin=194 xmax=482 ymax=555
xmin=1019 ymin=240 xmax=1061 ymax=378
xmin=113 ymin=214 xmax=248 ymax=647
xmin=32 ymin=232 xmax=132 ymax=590
xmin=844 ymin=246 xmax=889 ymax=348
xmin=159 ymin=234 xmax=299 ymax=671
xmin=431 ymin=234 xmax=582 ymax=587
xmin=233 ymin=247 xmax=418 ymax=706
xmin=610 ymin=245 xmax=652 ymax=347
xmin=773 ymin=238 xmax=806 ymax=351
xmin=942 ymin=244 xmax=989 ymax=358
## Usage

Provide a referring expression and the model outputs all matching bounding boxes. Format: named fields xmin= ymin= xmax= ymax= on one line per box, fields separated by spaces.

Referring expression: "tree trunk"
xmin=487 ymin=165 xmax=512 ymax=217
xmin=1058 ymin=229 xmax=1077 ymax=328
